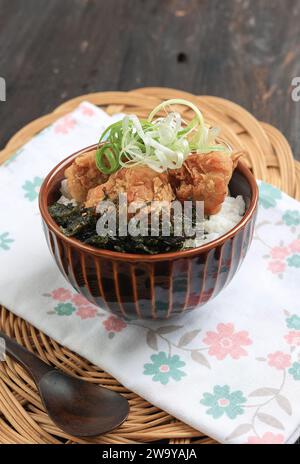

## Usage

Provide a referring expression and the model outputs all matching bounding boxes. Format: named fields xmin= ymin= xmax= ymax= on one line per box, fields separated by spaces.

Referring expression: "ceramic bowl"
xmin=39 ymin=145 xmax=258 ymax=320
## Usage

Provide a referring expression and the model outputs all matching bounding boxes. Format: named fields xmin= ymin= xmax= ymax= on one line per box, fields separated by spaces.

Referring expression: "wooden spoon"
xmin=0 ymin=331 xmax=129 ymax=437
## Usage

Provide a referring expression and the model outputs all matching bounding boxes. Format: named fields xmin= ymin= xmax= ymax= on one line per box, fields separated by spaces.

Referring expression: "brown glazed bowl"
xmin=39 ymin=145 xmax=258 ymax=320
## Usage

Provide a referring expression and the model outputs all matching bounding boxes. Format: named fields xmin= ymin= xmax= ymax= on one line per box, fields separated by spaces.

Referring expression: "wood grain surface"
xmin=0 ymin=0 xmax=299 ymax=159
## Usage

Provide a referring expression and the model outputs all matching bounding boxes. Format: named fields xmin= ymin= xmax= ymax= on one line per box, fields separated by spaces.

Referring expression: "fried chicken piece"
xmin=168 ymin=151 xmax=242 ymax=215
xmin=64 ymin=151 xmax=108 ymax=203
xmin=85 ymin=166 xmax=175 ymax=208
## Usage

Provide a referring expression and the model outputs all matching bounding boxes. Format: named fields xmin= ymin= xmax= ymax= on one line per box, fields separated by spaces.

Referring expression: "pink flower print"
xmin=284 ymin=331 xmax=300 ymax=346
xmin=54 ymin=115 xmax=77 ymax=134
xmin=267 ymin=351 xmax=291 ymax=370
xmin=267 ymin=260 xmax=286 ymax=274
xmin=247 ymin=432 xmax=284 ymax=444
xmin=203 ymin=323 xmax=252 ymax=360
xmin=103 ymin=315 xmax=127 ymax=333
xmin=289 ymin=239 xmax=300 ymax=254
xmin=270 ymin=246 xmax=289 ymax=260
xmin=76 ymin=306 xmax=98 ymax=320
xmin=81 ymin=104 xmax=95 ymax=117
xmin=72 ymin=293 xmax=90 ymax=307
xmin=51 ymin=288 xmax=72 ymax=302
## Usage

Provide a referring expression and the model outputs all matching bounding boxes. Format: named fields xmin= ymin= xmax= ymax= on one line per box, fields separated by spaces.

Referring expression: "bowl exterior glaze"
xmin=39 ymin=146 xmax=258 ymax=320
xmin=41 ymin=214 xmax=257 ymax=319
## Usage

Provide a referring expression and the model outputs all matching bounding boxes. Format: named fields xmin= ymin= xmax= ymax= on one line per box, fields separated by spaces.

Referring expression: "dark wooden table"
xmin=0 ymin=0 xmax=300 ymax=159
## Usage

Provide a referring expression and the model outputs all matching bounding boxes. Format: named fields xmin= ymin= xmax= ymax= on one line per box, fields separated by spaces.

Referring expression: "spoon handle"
xmin=0 ymin=330 xmax=52 ymax=383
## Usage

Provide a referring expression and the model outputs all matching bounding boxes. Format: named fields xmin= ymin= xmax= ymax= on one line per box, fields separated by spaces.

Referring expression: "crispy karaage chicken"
xmin=85 ymin=165 xmax=175 ymax=208
xmin=65 ymin=148 xmax=241 ymax=217
xmin=168 ymin=151 xmax=242 ymax=215
xmin=64 ymin=151 xmax=108 ymax=202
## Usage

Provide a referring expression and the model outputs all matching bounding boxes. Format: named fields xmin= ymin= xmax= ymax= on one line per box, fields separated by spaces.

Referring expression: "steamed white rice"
xmin=184 ymin=195 xmax=245 ymax=248
xmin=57 ymin=180 xmax=78 ymax=206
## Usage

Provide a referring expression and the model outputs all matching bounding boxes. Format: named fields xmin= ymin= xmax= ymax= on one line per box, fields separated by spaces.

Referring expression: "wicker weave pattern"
xmin=0 ymin=87 xmax=298 ymax=444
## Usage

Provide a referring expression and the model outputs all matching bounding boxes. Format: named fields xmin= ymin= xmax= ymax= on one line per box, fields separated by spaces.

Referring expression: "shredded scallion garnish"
xmin=95 ymin=98 xmax=230 ymax=174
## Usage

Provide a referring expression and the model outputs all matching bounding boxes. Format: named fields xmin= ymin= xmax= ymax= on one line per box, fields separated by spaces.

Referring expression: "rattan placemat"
xmin=0 ymin=87 xmax=299 ymax=444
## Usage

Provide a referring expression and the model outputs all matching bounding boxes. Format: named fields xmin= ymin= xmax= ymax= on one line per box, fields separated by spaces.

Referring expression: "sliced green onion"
xmin=95 ymin=143 xmax=119 ymax=174
xmin=99 ymin=120 xmax=123 ymax=142
xmin=148 ymin=98 xmax=205 ymax=134
xmin=177 ymin=117 xmax=197 ymax=137
xmin=95 ymin=98 xmax=229 ymax=175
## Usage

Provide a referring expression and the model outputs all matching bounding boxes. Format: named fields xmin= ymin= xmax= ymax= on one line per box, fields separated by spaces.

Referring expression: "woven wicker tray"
xmin=0 ymin=87 xmax=299 ymax=444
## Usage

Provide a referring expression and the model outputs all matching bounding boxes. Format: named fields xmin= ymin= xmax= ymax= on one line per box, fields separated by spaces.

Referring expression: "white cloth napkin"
xmin=1 ymin=102 xmax=300 ymax=444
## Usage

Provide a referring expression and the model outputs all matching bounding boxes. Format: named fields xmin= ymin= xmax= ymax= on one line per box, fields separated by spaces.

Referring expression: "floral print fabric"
xmin=0 ymin=105 xmax=300 ymax=444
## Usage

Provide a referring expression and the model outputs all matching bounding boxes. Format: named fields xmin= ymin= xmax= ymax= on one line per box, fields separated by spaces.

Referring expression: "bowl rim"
xmin=39 ymin=144 xmax=259 ymax=262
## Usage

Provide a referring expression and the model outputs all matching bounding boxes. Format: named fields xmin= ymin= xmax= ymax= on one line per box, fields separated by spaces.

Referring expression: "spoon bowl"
xmin=39 ymin=370 xmax=129 ymax=436
xmin=0 ymin=331 xmax=129 ymax=437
